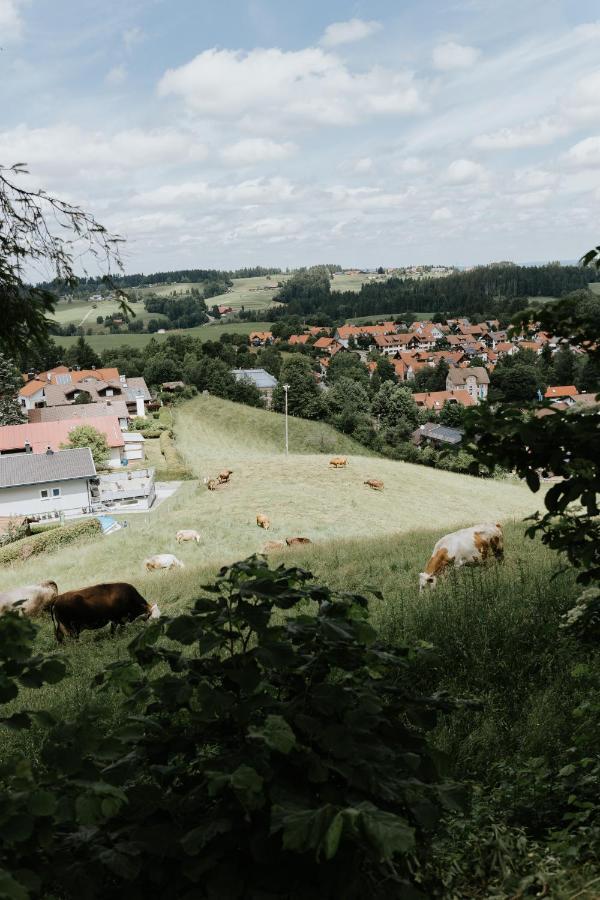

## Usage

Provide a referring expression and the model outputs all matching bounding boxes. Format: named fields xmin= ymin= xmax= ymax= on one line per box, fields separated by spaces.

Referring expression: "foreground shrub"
xmin=0 ymin=557 xmax=467 ymax=899
xmin=0 ymin=517 xmax=101 ymax=565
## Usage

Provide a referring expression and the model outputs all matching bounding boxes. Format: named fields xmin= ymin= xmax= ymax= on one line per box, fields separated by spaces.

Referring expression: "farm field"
xmin=128 ymin=273 xmax=288 ymax=311
xmin=331 ymin=272 xmax=388 ymax=292
xmin=0 ymin=395 xmax=542 ymax=604
xmin=55 ymin=320 xmax=275 ymax=351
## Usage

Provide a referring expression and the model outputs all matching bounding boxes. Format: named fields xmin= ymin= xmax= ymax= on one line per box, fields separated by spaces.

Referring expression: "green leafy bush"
xmin=0 ymin=557 xmax=467 ymax=898
xmin=0 ymin=517 xmax=101 ymax=565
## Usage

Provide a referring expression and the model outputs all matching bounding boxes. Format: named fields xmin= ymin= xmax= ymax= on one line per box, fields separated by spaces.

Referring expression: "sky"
xmin=2 ymin=0 xmax=600 ymax=274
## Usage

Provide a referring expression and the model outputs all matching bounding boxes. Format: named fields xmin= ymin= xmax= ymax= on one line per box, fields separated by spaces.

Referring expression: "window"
xmin=40 ymin=487 xmax=61 ymax=500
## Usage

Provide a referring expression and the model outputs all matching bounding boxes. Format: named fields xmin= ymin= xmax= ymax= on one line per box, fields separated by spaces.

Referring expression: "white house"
xmin=446 ymin=366 xmax=490 ymax=403
xmin=0 ymin=449 xmax=97 ymax=519
xmin=123 ymin=432 xmax=145 ymax=462
xmin=0 ymin=416 xmax=126 ymax=469
xmin=18 ymin=379 xmax=47 ymax=411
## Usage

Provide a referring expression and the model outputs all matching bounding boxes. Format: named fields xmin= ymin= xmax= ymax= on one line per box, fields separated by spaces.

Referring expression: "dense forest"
xmin=273 ymin=263 xmax=600 ymax=321
xmin=36 ymin=266 xmax=283 ymax=292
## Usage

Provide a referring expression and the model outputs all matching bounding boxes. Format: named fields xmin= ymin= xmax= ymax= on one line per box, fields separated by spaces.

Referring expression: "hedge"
xmin=0 ymin=518 xmax=102 ymax=565
xmin=158 ymin=431 xmax=193 ymax=480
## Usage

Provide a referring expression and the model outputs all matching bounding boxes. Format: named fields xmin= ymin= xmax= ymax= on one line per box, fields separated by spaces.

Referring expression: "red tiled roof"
xmin=545 ymin=385 xmax=578 ymax=398
xmin=412 ymin=390 xmax=476 ymax=410
xmin=19 ymin=379 xmax=47 ymax=398
xmin=0 ymin=416 xmax=124 ymax=453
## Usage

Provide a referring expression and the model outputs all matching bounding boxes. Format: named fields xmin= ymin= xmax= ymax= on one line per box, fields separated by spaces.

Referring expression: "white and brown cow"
xmin=176 ymin=529 xmax=201 ymax=544
xmin=419 ymin=523 xmax=504 ymax=591
xmin=145 ymin=554 xmax=185 ymax=571
xmin=0 ymin=580 xmax=58 ymax=617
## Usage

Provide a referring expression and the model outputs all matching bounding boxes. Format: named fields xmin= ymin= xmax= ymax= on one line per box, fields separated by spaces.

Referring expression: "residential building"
xmin=231 ymin=368 xmax=278 ymax=407
xmin=0 ymin=448 xmax=97 ymax=519
xmin=28 ymin=401 xmax=130 ymax=430
xmin=18 ymin=379 xmax=47 ymax=411
xmin=412 ymin=423 xmax=464 ymax=447
xmin=249 ymin=331 xmax=273 ymax=346
xmin=122 ymin=432 xmax=145 ymax=463
xmin=545 ymin=385 xmax=578 ymax=403
xmin=412 ymin=390 xmax=475 ymax=411
xmin=0 ymin=416 xmax=126 ymax=468
xmin=446 ymin=366 xmax=490 ymax=402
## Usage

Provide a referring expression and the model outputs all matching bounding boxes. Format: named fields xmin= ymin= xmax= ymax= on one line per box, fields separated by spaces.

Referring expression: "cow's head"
xmin=419 ymin=572 xmax=437 ymax=592
xmin=149 ymin=604 xmax=161 ymax=619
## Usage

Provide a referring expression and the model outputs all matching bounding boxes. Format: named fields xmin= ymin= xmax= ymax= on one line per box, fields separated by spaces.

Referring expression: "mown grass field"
xmin=55 ymin=320 xmax=275 ymax=352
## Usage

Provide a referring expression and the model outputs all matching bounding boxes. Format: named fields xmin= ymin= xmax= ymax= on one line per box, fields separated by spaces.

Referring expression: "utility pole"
xmin=283 ymin=383 xmax=290 ymax=455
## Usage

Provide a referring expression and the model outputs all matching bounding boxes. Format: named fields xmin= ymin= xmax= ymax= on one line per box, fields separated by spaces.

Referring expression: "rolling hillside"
xmin=0 ymin=396 xmax=542 ymax=606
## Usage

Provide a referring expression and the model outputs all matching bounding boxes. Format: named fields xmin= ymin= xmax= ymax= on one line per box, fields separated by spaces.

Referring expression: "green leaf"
xmin=356 ymin=805 xmax=415 ymax=860
xmin=525 ymin=468 xmax=540 ymax=493
xmin=75 ymin=794 xmax=102 ymax=826
xmin=28 ymin=790 xmax=57 ymax=817
xmin=166 ymin=615 xmax=200 ymax=644
xmin=322 ymin=812 xmax=344 ymax=860
xmin=230 ymin=765 xmax=264 ymax=809
xmin=181 ymin=819 xmax=231 ymax=856
xmin=248 ymin=715 xmax=296 ymax=754
xmin=0 ymin=868 xmax=29 ymax=900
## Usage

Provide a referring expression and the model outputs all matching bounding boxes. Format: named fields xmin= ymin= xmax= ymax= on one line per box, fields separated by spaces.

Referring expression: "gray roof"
xmin=28 ymin=401 xmax=130 ymax=424
xmin=0 ymin=448 xmax=96 ymax=489
xmin=231 ymin=368 xmax=278 ymax=390
xmin=122 ymin=377 xmax=152 ymax=402
xmin=416 ymin=422 xmax=464 ymax=445
xmin=447 ymin=366 xmax=490 ymax=385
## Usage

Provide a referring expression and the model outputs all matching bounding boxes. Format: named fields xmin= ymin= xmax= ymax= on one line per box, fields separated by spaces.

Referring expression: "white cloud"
xmin=105 ymin=64 xmax=127 ymax=86
xmin=431 ymin=206 xmax=453 ymax=221
xmin=0 ymin=0 xmax=25 ymax=41
xmin=0 ymin=124 xmax=208 ymax=176
xmin=513 ymin=168 xmax=558 ymax=190
xmin=395 ymin=156 xmax=428 ymax=174
xmin=473 ymin=117 xmax=567 ymax=150
xmin=320 ymin=18 xmax=382 ymax=47
xmin=353 ymin=157 xmax=373 ymax=173
xmin=514 ymin=189 xmax=551 ymax=207
xmin=564 ymin=69 xmax=600 ymax=121
xmin=446 ymin=158 xmax=487 ymax=184
xmin=564 ymin=136 xmax=600 ymax=168
xmin=432 ymin=41 xmax=480 ymax=70
xmin=326 ymin=185 xmax=410 ymax=210
xmin=158 ymin=47 xmax=423 ymax=128
xmin=123 ymin=26 xmax=145 ymax=50
xmin=134 ymin=177 xmax=297 ymax=209
xmin=220 ymin=138 xmax=296 ymax=166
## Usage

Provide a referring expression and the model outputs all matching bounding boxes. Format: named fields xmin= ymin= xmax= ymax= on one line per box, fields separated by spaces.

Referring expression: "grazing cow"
xmin=285 ymin=537 xmax=312 ymax=546
xmin=256 ymin=514 xmax=270 ymax=530
xmin=176 ymin=529 xmax=201 ymax=544
xmin=262 ymin=540 xmax=286 ymax=553
xmin=364 ymin=479 xmax=384 ymax=491
xmin=217 ymin=469 xmax=233 ymax=484
xmin=144 ymin=553 xmax=185 ymax=571
xmin=0 ymin=580 xmax=58 ymax=618
xmin=203 ymin=477 xmax=219 ymax=491
xmin=419 ymin=523 xmax=504 ymax=591
xmin=329 ymin=456 xmax=348 ymax=468
xmin=50 ymin=582 xmax=159 ymax=642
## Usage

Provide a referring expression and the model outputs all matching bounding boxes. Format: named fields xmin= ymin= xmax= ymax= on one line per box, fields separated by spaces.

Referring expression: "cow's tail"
xmin=49 ymin=600 xmax=60 ymax=642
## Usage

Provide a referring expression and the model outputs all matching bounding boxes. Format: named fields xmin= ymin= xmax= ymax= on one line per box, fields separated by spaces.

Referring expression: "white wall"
xmin=19 ymin=389 xmax=45 ymax=411
xmin=107 ymin=447 xmax=125 ymax=468
xmin=0 ymin=478 xmax=91 ymax=517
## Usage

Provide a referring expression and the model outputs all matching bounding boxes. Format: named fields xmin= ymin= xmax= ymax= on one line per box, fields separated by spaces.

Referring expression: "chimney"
xmin=46 ymin=446 xmax=54 ymax=455
xmin=135 ymin=396 xmax=146 ymax=418
xmin=24 ymin=441 xmax=32 ymax=453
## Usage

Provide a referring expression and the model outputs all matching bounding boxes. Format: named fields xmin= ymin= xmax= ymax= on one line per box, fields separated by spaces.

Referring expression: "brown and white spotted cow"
xmin=419 ymin=523 xmax=504 ymax=591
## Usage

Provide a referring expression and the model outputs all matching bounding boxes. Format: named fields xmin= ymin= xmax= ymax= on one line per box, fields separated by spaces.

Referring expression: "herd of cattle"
xmin=0 ymin=520 xmax=504 ymax=642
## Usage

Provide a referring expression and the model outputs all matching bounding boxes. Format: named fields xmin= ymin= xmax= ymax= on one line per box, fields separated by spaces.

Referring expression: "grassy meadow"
xmin=2 ymin=394 xmax=594 ymax=894
xmin=55 ymin=319 xmax=275 ymax=352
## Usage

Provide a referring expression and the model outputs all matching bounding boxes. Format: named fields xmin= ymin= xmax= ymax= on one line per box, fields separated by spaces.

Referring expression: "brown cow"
xmin=364 ymin=479 xmax=384 ymax=491
xmin=419 ymin=523 xmax=504 ymax=591
xmin=217 ymin=469 xmax=233 ymax=484
xmin=256 ymin=514 xmax=271 ymax=530
xmin=204 ymin=477 xmax=219 ymax=491
xmin=262 ymin=540 xmax=286 ymax=553
xmin=329 ymin=456 xmax=348 ymax=468
xmin=285 ymin=537 xmax=312 ymax=546
xmin=50 ymin=582 xmax=160 ymax=642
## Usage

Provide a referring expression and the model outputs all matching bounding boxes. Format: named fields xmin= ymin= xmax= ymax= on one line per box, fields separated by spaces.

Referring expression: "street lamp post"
xmin=283 ymin=383 xmax=290 ymax=455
